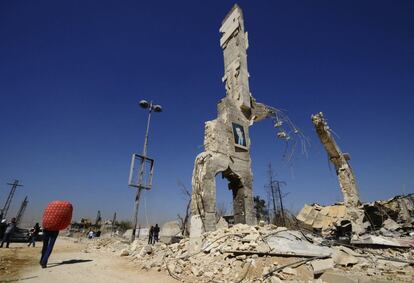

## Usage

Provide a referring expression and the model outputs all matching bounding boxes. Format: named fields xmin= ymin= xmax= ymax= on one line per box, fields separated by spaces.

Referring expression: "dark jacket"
xmin=5 ymin=222 xmax=16 ymax=235
xmin=33 ymin=224 xmax=40 ymax=236
xmin=0 ymin=222 xmax=7 ymax=237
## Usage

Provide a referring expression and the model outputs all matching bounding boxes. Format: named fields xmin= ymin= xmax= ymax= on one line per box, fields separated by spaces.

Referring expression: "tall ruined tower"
xmin=220 ymin=4 xmax=252 ymax=115
xmin=190 ymin=5 xmax=271 ymax=249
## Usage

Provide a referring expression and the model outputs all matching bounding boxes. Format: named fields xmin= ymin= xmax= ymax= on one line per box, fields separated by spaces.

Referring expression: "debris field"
xmin=89 ymin=223 xmax=414 ymax=283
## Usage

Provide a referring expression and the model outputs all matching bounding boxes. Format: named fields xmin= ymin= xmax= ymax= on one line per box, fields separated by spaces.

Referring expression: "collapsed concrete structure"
xmin=297 ymin=194 xmax=414 ymax=242
xmin=190 ymin=4 xmax=273 ymax=245
xmin=310 ymin=112 xmax=366 ymax=235
xmin=298 ymin=113 xmax=413 ymax=238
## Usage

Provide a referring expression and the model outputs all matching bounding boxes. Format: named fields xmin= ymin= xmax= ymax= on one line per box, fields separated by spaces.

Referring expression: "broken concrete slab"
xmin=241 ymin=233 xmax=259 ymax=243
xmin=351 ymin=235 xmax=410 ymax=248
xmin=265 ymin=230 xmax=332 ymax=257
xmin=332 ymin=247 xmax=359 ymax=267
xmin=138 ymin=245 xmax=153 ymax=257
xmin=311 ymin=258 xmax=334 ymax=275
xmin=382 ymin=218 xmax=400 ymax=231
xmin=159 ymin=220 xmax=182 ymax=244
xmin=297 ymin=203 xmax=346 ymax=234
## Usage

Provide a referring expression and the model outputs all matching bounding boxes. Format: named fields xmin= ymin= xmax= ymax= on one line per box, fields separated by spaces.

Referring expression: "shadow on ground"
xmin=47 ymin=259 xmax=93 ymax=268
xmin=0 ymin=276 xmax=39 ymax=282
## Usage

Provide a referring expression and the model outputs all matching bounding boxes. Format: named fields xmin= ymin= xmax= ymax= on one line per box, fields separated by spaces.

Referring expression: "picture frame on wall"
xmin=232 ymin=123 xmax=247 ymax=149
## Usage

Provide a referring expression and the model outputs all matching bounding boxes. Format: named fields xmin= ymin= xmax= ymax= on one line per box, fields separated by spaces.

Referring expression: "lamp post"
xmin=130 ymin=100 xmax=162 ymax=243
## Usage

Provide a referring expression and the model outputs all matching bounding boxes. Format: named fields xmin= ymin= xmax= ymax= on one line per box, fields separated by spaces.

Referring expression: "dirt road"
xmin=0 ymin=237 xmax=177 ymax=283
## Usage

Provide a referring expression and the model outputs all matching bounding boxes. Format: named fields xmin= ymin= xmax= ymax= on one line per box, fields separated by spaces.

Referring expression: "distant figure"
xmin=28 ymin=223 xmax=40 ymax=247
xmin=88 ymin=230 xmax=94 ymax=239
xmin=0 ymin=219 xmax=7 ymax=240
xmin=0 ymin=218 xmax=17 ymax=248
xmin=148 ymin=226 xmax=154 ymax=244
xmin=153 ymin=224 xmax=160 ymax=243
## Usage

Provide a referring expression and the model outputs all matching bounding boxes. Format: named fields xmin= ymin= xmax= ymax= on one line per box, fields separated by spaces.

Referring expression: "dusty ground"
xmin=0 ymin=237 xmax=178 ymax=283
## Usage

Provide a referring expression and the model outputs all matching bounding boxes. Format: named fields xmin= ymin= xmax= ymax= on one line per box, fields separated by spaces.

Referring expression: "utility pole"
xmin=130 ymin=100 xmax=162 ymax=243
xmin=15 ymin=196 xmax=28 ymax=226
xmin=1 ymin=180 xmax=23 ymax=220
xmin=266 ymin=164 xmax=277 ymax=224
xmin=265 ymin=164 xmax=287 ymax=226
xmin=275 ymin=180 xmax=286 ymax=227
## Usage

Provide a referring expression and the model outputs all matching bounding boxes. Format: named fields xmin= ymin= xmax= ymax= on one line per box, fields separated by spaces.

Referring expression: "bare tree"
xmin=177 ymin=180 xmax=191 ymax=237
xmin=216 ymin=201 xmax=228 ymax=221
xmin=253 ymin=195 xmax=268 ymax=223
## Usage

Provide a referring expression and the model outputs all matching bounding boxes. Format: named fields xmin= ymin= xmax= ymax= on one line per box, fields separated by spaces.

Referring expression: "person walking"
xmin=28 ymin=223 xmax=40 ymax=247
xmin=40 ymin=230 xmax=59 ymax=268
xmin=0 ymin=218 xmax=16 ymax=248
xmin=0 ymin=219 xmax=7 ymax=240
xmin=153 ymin=224 xmax=160 ymax=243
xmin=40 ymin=200 xmax=73 ymax=268
xmin=148 ymin=226 xmax=154 ymax=245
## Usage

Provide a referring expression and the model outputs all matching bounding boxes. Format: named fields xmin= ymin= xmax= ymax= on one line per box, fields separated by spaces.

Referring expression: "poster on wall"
xmin=232 ymin=123 xmax=247 ymax=148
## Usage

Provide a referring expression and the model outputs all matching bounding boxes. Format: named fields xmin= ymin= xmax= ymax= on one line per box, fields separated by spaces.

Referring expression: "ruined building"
xmin=304 ymin=112 xmax=365 ymax=235
xmin=190 ymin=5 xmax=272 ymax=244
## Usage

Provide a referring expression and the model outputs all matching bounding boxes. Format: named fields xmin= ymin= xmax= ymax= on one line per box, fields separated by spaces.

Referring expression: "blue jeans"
xmin=40 ymin=230 xmax=59 ymax=267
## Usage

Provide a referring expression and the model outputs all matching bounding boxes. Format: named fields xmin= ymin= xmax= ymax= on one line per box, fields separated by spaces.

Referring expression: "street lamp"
xmin=130 ymin=100 xmax=162 ymax=243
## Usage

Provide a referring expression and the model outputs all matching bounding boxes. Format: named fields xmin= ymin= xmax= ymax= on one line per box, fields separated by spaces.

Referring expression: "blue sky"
xmin=0 ymin=1 xmax=413 ymax=226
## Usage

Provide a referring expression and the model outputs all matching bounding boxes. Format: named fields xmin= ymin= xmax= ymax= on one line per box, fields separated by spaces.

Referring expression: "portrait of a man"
xmin=232 ymin=123 xmax=246 ymax=147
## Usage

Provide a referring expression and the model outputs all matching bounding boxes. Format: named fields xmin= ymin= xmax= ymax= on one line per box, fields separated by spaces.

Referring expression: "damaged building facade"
xmin=190 ymin=5 xmax=272 ymax=245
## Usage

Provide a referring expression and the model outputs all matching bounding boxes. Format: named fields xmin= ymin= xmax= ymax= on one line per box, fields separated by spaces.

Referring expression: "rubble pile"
xmin=89 ymin=224 xmax=414 ymax=283
xmin=364 ymin=194 xmax=414 ymax=231
xmin=297 ymin=194 xmax=414 ymax=238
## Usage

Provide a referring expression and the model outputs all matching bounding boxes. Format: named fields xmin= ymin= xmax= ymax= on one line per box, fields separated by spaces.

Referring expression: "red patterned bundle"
xmin=42 ymin=201 xmax=73 ymax=231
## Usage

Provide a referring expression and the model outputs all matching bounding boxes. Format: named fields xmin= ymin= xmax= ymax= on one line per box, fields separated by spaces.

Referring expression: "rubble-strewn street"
xmin=0 ymin=238 xmax=177 ymax=283
xmin=89 ymin=223 xmax=414 ymax=283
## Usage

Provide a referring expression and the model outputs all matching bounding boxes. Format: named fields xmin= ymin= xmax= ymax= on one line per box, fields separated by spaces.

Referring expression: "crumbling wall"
xmin=190 ymin=5 xmax=270 ymax=249
xmin=311 ymin=112 xmax=365 ymax=235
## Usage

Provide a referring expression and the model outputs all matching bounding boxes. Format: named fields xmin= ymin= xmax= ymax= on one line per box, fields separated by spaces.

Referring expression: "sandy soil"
xmin=0 ymin=237 xmax=178 ymax=283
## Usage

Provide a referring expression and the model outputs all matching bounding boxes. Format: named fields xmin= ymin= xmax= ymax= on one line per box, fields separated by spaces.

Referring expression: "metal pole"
xmin=1 ymin=180 xmax=23 ymax=220
xmin=15 ymin=196 xmax=28 ymax=226
xmin=142 ymin=104 xmax=153 ymax=156
xmin=276 ymin=181 xmax=286 ymax=227
xmin=268 ymin=165 xmax=277 ymax=225
xmin=131 ymin=105 xmax=153 ymax=243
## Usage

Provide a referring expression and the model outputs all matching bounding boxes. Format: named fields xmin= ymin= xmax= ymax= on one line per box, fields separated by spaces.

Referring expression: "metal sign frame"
xmin=128 ymin=153 xmax=154 ymax=190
